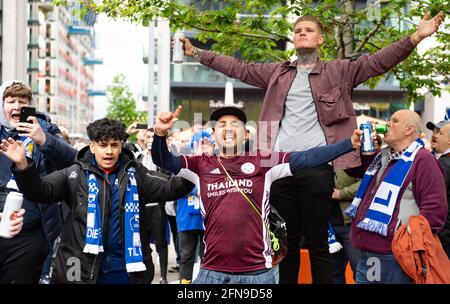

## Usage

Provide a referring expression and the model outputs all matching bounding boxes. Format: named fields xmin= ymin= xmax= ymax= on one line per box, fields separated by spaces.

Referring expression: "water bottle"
xmin=0 ymin=192 xmax=23 ymax=238
xmin=173 ymin=31 xmax=184 ymax=64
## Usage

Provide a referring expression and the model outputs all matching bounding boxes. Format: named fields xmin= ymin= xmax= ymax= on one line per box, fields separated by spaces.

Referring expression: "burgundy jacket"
xmin=200 ymin=37 xmax=416 ymax=170
xmin=350 ymin=148 xmax=447 ymax=254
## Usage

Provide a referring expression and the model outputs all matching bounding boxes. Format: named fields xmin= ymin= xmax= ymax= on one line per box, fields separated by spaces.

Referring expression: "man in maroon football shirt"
xmin=152 ymin=105 xmax=361 ymax=284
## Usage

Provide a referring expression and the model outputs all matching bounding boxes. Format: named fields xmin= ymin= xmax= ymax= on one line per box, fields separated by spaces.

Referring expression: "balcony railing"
xmin=83 ymin=58 xmax=103 ymax=65
xmin=27 ymin=37 xmax=39 ymax=49
xmin=28 ymin=13 xmax=40 ymax=26
xmin=30 ymin=83 xmax=39 ymax=95
xmin=68 ymin=25 xmax=91 ymax=36
xmin=87 ymin=89 xmax=106 ymax=96
xmin=27 ymin=61 xmax=39 ymax=72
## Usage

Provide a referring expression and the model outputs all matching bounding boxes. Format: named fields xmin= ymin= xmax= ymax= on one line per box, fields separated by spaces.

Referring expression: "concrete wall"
xmin=1 ymin=0 xmax=27 ymax=82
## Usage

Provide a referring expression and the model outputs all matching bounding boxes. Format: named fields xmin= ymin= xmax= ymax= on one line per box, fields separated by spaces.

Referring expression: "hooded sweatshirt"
xmin=0 ymin=80 xmax=77 ymax=236
xmin=0 ymin=80 xmax=25 ymax=129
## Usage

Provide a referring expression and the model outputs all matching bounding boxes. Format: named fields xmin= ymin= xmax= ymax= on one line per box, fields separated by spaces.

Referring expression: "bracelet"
xmin=153 ymin=126 xmax=168 ymax=137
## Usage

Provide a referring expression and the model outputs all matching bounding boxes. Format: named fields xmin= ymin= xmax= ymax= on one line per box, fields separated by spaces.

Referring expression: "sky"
xmin=92 ymin=14 xmax=148 ymax=120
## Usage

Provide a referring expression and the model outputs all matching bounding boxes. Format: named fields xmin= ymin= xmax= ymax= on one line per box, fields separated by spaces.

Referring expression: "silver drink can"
xmin=173 ymin=31 xmax=184 ymax=64
xmin=360 ymin=122 xmax=375 ymax=155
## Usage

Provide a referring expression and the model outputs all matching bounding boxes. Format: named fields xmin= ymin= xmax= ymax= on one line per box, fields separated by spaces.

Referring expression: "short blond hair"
xmin=294 ymin=16 xmax=324 ymax=33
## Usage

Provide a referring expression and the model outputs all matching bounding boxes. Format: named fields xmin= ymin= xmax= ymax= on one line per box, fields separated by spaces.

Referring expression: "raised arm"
xmin=151 ymin=134 xmax=182 ymax=174
xmin=289 ymin=130 xmax=361 ymax=174
xmin=178 ymin=37 xmax=277 ymax=89
xmin=349 ymin=11 xmax=444 ymax=86
xmin=0 ymin=137 xmax=69 ymax=205
xmin=151 ymin=106 xmax=183 ymax=174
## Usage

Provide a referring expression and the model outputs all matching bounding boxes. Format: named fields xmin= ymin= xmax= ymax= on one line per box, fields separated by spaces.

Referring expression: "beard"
xmin=296 ymin=48 xmax=319 ymax=66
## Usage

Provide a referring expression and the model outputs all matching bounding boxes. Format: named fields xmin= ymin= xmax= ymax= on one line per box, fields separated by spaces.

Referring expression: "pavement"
xmin=150 ymin=233 xmax=201 ymax=284
xmin=150 ymin=242 xmax=180 ymax=284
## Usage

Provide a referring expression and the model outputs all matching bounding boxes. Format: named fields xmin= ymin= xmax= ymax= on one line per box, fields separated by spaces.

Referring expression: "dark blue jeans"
xmin=331 ymin=224 xmax=361 ymax=284
xmin=356 ymin=251 xmax=410 ymax=284
xmin=193 ymin=268 xmax=276 ymax=284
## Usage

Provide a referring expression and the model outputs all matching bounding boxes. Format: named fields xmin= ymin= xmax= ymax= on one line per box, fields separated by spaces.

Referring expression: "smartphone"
xmin=19 ymin=106 xmax=36 ymax=123
xmin=136 ymin=123 xmax=148 ymax=130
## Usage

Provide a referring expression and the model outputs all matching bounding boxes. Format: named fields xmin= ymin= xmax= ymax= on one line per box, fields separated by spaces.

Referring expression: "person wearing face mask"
xmin=0 ymin=80 xmax=77 ymax=283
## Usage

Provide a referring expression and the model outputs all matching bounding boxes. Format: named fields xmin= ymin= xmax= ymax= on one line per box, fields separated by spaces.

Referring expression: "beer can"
xmin=360 ymin=122 xmax=375 ymax=154
xmin=173 ymin=31 xmax=184 ymax=64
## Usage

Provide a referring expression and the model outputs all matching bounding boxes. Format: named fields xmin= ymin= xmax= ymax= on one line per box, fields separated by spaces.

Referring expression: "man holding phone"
xmin=0 ymin=80 xmax=77 ymax=283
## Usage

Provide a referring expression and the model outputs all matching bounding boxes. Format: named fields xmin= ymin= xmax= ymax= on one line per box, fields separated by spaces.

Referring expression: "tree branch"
xmin=261 ymin=28 xmax=293 ymax=43
xmin=262 ymin=50 xmax=287 ymax=62
xmin=367 ymin=41 xmax=382 ymax=50
xmin=361 ymin=0 xmax=391 ymax=14
xmin=355 ymin=22 xmax=382 ymax=53
xmin=178 ymin=21 xmax=285 ymax=42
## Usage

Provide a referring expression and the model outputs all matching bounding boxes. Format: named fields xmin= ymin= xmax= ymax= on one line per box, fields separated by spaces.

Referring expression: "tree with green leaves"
xmin=71 ymin=0 xmax=449 ymax=102
xmin=106 ymin=74 xmax=146 ymax=129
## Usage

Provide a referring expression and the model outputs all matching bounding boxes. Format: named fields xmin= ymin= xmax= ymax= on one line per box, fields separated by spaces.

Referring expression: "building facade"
xmin=28 ymin=0 xmax=97 ymax=136
xmin=1 ymin=0 xmax=28 ymax=83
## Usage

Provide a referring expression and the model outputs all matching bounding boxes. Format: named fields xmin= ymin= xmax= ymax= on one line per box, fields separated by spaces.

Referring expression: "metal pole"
xmin=147 ymin=20 xmax=155 ymax=126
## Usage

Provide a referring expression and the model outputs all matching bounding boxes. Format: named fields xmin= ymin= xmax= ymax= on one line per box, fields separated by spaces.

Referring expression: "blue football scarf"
xmin=328 ymin=222 xmax=343 ymax=253
xmin=344 ymin=139 xmax=424 ymax=237
xmin=83 ymin=167 xmax=146 ymax=272
xmin=6 ymin=136 xmax=34 ymax=191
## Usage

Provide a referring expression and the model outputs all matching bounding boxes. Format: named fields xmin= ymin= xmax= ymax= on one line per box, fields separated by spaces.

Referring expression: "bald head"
xmin=384 ymin=110 xmax=423 ymax=151
xmin=399 ymin=110 xmax=422 ymax=136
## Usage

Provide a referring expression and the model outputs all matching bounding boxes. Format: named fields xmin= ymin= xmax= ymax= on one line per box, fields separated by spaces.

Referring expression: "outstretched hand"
xmin=0 ymin=138 xmax=28 ymax=169
xmin=172 ymin=37 xmax=194 ymax=56
xmin=155 ymin=105 xmax=183 ymax=136
xmin=411 ymin=11 xmax=445 ymax=44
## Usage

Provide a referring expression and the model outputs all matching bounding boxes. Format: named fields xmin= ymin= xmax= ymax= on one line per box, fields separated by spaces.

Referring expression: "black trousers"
xmin=179 ymin=230 xmax=204 ymax=281
xmin=0 ymin=228 xmax=49 ymax=284
xmin=270 ymin=164 xmax=334 ymax=284
xmin=146 ymin=204 xmax=169 ymax=279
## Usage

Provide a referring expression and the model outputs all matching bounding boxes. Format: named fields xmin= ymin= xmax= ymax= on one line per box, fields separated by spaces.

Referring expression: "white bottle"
xmin=0 ymin=192 xmax=23 ymax=238
xmin=173 ymin=31 xmax=184 ymax=64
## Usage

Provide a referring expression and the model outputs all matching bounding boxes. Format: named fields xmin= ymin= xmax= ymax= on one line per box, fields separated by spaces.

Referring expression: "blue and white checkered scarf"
xmin=344 ymin=139 xmax=424 ymax=237
xmin=84 ymin=167 xmax=146 ymax=272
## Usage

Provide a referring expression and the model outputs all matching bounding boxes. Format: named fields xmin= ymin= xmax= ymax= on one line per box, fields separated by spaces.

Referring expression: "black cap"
xmin=210 ymin=106 xmax=247 ymax=124
xmin=426 ymin=120 xmax=449 ymax=131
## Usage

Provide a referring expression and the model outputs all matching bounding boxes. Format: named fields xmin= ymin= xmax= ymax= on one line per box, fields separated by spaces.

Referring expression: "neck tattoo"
xmin=297 ymin=48 xmax=319 ymax=67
